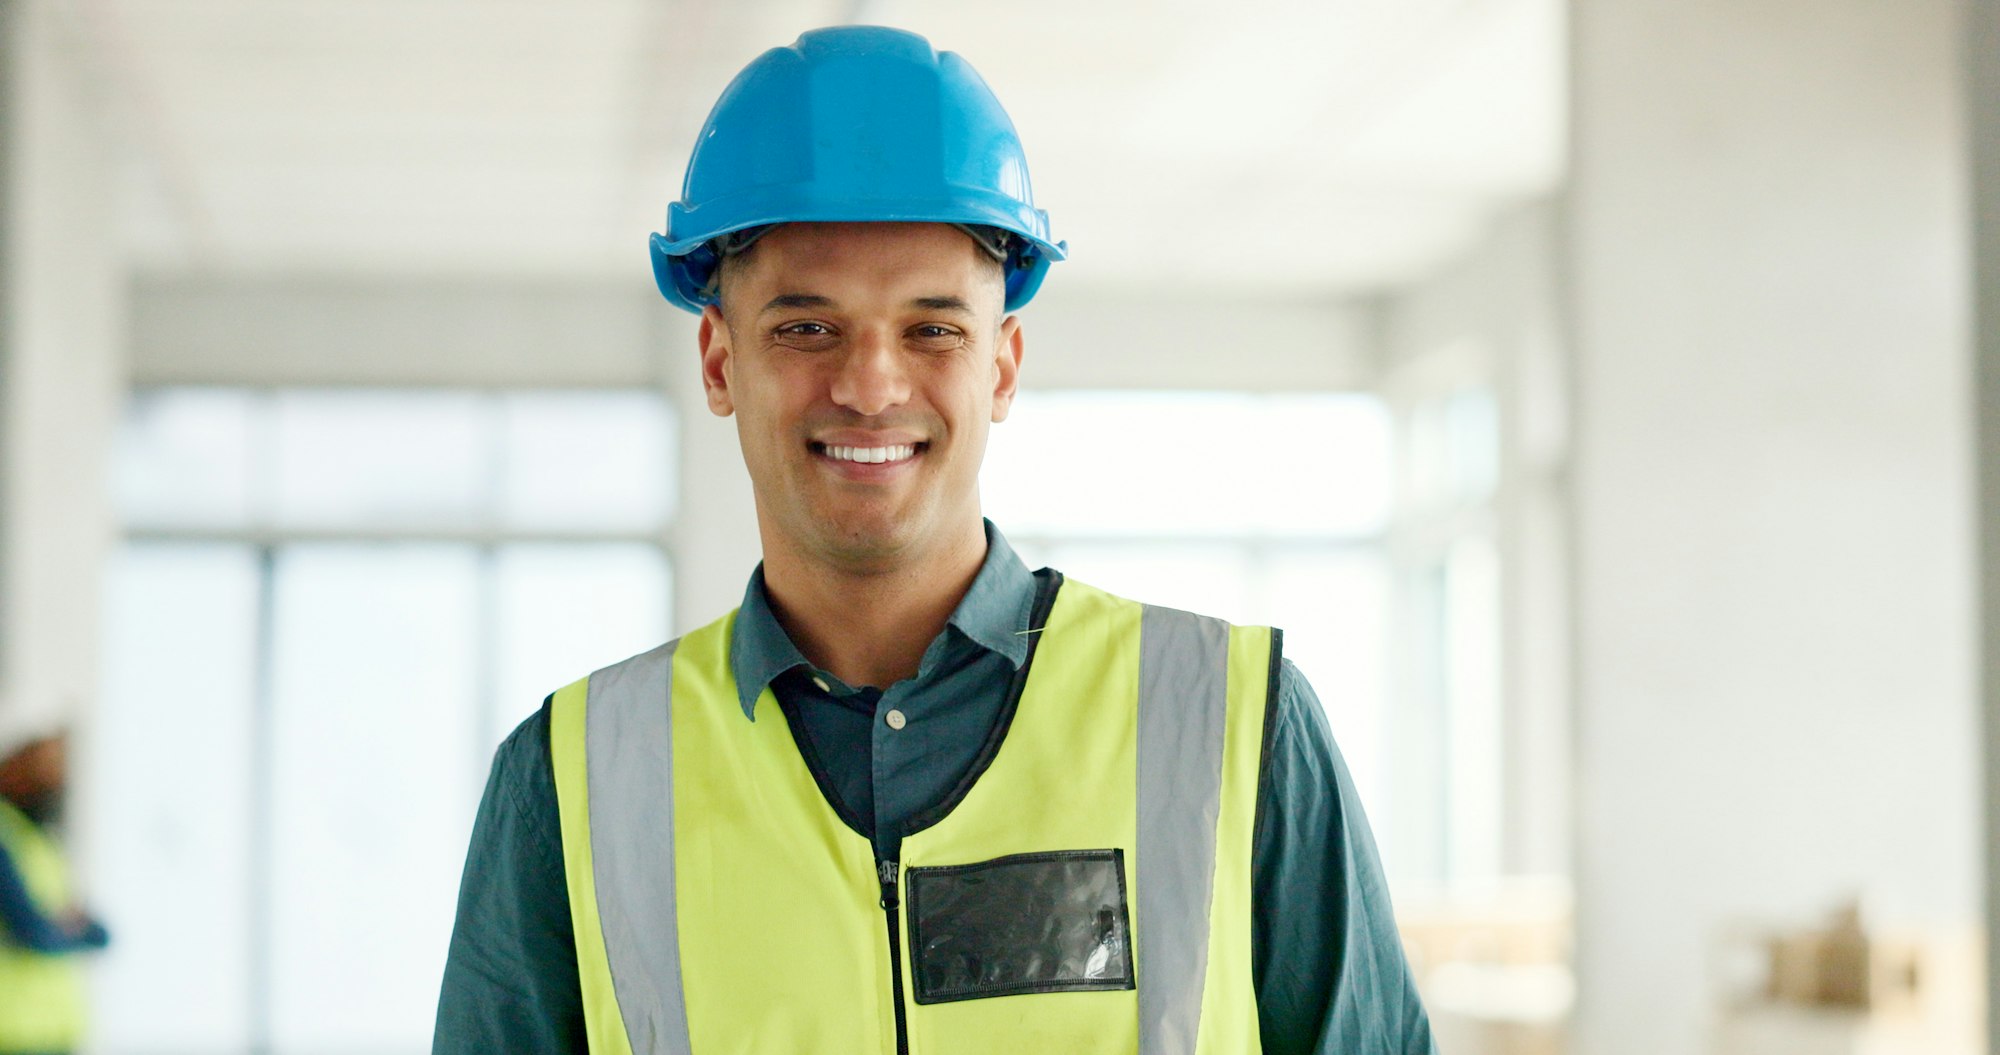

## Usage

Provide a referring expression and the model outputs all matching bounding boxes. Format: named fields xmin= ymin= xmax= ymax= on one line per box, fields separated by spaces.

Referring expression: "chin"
xmin=786 ymin=497 xmax=976 ymax=571
xmin=792 ymin=507 xmax=907 ymax=558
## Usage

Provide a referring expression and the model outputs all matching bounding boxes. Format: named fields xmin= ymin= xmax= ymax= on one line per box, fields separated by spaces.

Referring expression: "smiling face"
xmin=698 ymin=222 xmax=1023 ymax=575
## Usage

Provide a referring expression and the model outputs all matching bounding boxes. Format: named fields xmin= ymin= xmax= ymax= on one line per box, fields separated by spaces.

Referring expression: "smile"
xmin=813 ymin=443 xmax=922 ymax=465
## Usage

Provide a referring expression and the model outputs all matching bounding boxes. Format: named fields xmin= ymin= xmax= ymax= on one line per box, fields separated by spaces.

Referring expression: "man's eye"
xmin=779 ymin=322 xmax=831 ymax=337
xmin=913 ymin=325 xmax=959 ymax=340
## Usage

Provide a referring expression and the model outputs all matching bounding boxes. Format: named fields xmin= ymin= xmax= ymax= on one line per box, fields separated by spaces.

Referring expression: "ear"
xmin=697 ymin=305 xmax=736 ymax=417
xmin=990 ymin=315 xmax=1025 ymax=423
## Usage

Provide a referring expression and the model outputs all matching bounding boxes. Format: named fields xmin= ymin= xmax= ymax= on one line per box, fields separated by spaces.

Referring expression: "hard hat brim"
xmin=651 ymin=202 xmax=1066 ymax=315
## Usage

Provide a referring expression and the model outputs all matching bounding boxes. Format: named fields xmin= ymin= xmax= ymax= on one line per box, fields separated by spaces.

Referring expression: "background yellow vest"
xmin=0 ymin=800 xmax=88 ymax=1053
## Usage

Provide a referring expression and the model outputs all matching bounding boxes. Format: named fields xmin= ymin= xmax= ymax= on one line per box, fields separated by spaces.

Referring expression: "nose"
xmin=829 ymin=327 xmax=911 ymax=417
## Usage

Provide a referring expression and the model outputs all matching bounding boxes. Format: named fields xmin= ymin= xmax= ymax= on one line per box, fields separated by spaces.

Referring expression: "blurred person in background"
xmin=0 ymin=730 xmax=109 ymax=1055
xmin=437 ymin=25 xmax=1433 ymax=1055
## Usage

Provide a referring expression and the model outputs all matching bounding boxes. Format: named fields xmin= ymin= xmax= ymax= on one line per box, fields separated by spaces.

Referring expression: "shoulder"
xmin=1251 ymin=658 xmax=1381 ymax=888
xmin=469 ymin=700 xmax=572 ymax=894
xmin=1271 ymin=658 xmax=1321 ymax=728
xmin=1259 ymin=658 xmax=1366 ymax=809
xmin=487 ymin=702 xmax=557 ymax=823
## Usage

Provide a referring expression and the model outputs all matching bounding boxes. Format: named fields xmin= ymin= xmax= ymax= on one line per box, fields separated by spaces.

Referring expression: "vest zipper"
xmin=877 ymin=857 xmax=910 ymax=1055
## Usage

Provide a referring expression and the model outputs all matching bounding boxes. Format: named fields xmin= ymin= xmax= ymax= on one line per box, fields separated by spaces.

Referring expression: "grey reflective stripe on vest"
xmin=585 ymin=641 xmax=693 ymax=1055
xmin=1136 ymin=605 xmax=1233 ymax=1055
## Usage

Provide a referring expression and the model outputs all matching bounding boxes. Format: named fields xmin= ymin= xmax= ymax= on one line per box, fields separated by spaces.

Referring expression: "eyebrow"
xmin=759 ymin=293 xmax=834 ymax=314
xmin=757 ymin=293 xmax=978 ymax=314
xmin=910 ymin=295 xmax=974 ymax=313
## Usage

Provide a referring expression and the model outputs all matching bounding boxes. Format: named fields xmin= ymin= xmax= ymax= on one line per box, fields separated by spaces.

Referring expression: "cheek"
xmin=733 ymin=364 xmax=799 ymax=420
xmin=948 ymin=403 xmax=994 ymax=462
xmin=735 ymin=372 xmax=826 ymax=456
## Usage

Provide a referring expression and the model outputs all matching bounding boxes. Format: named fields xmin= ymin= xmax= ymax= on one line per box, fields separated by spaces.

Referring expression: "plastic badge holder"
xmin=905 ymin=849 xmax=1134 ymax=1004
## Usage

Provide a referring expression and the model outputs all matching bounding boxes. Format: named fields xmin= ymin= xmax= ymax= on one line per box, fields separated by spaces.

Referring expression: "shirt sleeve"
xmin=433 ymin=700 xmax=586 ymax=1054
xmin=1251 ymin=659 xmax=1436 ymax=1055
xmin=0 ymin=830 xmax=108 ymax=953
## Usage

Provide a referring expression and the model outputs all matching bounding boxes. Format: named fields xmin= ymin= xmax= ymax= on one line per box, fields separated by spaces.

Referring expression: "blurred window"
xmin=1389 ymin=375 xmax=1506 ymax=888
xmin=92 ymin=387 xmax=676 ymax=1054
xmin=985 ymin=390 xmax=1396 ymax=821
xmin=986 ymin=391 xmax=1391 ymax=538
xmin=113 ymin=389 xmax=259 ymax=528
xmin=498 ymin=391 xmax=678 ymax=532
xmin=114 ymin=387 xmax=676 ymax=536
xmin=89 ymin=544 xmax=259 ymax=1052
xmin=271 ymin=391 xmax=490 ymax=530
xmin=989 ymin=386 xmax=1508 ymax=893
xmin=1407 ymin=386 xmax=1499 ymax=512
xmin=267 ymin=545 xmax=483 ymax=1049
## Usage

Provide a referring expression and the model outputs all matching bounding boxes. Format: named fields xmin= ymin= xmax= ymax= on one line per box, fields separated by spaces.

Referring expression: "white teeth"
xmin=823 ymin=444 xmax=916 ymax=464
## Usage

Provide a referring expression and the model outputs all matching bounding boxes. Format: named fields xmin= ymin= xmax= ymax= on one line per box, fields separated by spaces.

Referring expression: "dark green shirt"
xmin=434 ymin=524 xmax=1434 ymax=1054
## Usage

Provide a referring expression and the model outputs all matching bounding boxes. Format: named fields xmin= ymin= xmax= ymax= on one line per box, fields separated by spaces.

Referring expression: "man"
xmin=436 ymin=25 xmax=1433 ymax=1055
xmin=0 ymin=731 xmax=110 ymax=1055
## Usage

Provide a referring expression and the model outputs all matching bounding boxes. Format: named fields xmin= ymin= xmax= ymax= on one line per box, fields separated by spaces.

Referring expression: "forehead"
xmin=729 ymin=222 xmax=998 ymax=303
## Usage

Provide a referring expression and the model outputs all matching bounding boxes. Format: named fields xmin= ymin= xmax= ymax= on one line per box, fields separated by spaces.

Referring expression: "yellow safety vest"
xmin=0 ymin=800 xmax=87 ymax=1052
xmin=552 ymin=576 xmax=1276 ymax=1055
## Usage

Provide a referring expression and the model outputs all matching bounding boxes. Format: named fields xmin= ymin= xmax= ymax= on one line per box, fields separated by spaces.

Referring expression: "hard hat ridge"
xmin=650 ymin=25 xmax=1065 ymax=313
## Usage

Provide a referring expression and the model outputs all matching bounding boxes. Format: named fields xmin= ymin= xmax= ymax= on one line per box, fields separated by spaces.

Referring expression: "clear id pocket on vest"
xmin=904 ymin=849 xmax=1135 ymax=1004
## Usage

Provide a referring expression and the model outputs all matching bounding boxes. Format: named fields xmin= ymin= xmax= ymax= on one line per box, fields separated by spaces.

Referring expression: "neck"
xmin=759 ymin=520 xmax=989 ymax=689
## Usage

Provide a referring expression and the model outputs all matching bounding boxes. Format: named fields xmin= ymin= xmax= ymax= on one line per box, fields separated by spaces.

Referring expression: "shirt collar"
xmin=729 ymin=520 xmax=1037 ymax=719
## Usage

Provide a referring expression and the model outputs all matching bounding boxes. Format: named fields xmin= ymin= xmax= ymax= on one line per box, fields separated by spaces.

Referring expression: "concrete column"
xmin=1969 ymin=0 xmax=2000 ymax=1050
xmin=0 ymin=0 xmax=126 ymax=745
xmin=1566 ymin=2 xmax=1974 ymax=1052
xmin=0 ymin=0 xmax=16 ymax=714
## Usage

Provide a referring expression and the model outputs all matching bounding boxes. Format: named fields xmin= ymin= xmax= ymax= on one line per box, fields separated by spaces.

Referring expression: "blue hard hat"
xmin=649 ymin=25 xmax=1066 ymax=313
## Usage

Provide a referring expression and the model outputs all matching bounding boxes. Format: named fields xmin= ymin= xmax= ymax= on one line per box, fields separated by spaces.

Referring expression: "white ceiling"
xmin=86 ymin=0 xmax=1563 ymax=297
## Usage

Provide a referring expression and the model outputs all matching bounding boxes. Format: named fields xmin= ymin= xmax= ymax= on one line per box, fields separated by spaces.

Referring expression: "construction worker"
xmin=435 ymin=25 xmax=1434 ymax=1055
xmin=0 ymin=730 xmax=109 ymax=1055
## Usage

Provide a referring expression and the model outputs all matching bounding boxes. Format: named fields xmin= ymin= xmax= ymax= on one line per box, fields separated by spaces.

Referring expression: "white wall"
xmin=132 ymin=277 xmax=663 ymax=388
xmin=1566 ymin=2 xmax=1974 ymax=1053
xmin=1 ymin=0 xmax=126 ymax=746
xmin=1018 ymin=283 xmax=1373 ymax=391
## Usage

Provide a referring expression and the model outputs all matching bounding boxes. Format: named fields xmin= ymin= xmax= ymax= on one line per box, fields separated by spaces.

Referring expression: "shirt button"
xmin=884 ymin=709 xmax=907 ymax=731
xmin=811 ymin=676 xmax=830 ymax=693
